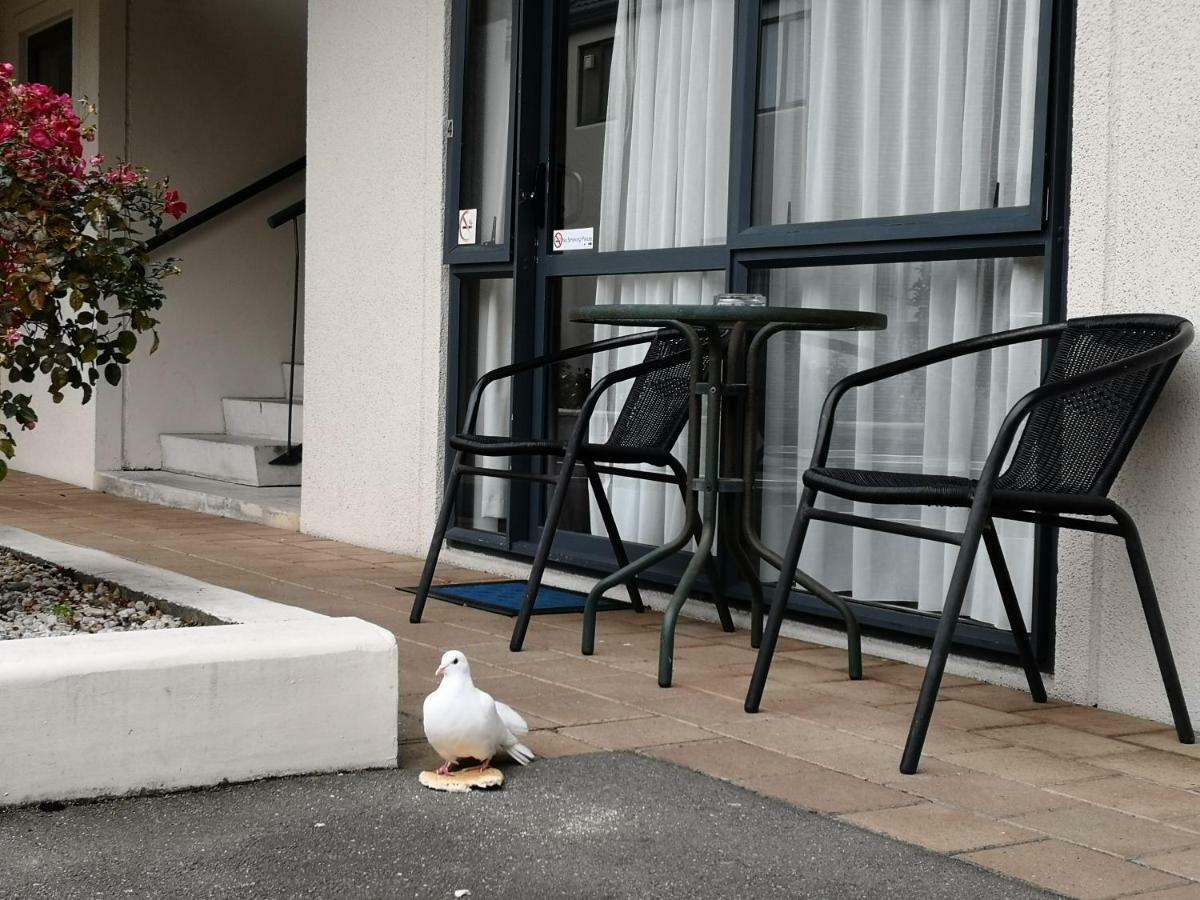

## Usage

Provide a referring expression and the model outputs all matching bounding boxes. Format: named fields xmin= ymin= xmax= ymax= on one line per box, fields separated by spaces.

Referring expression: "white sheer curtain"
xmin=468 ymin=281 xmax=514 ymax=532
xmin=460 ymin=0 xmax=515 ymax=531
xmin=759 ymin=259 xmax=1043 ymax=629
xmin=583 ymin=0 xmax=1044 ymax=627
xmin=587 ymin=0 xmax=735 ymax=545
xmin=758 ymin=0 xmax=1044 ymax=628
xmin=462 ymin=0 xmax=513 ymax=244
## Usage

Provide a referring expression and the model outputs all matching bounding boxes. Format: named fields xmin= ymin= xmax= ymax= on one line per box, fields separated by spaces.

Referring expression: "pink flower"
xmin=0 ymin=63 xmax=13 ymax=79
xmin=0 ymin=119 xmax=15 ymax=142
xmin=105 ymin=163 xmax=139 ymax=186
xmin=26 ymin=127 xmax=53 ymax=150
xmin=163 ymin=189 xmax=187 ymax=219
xmin=4 ymin=327 xmax=19 ymax=348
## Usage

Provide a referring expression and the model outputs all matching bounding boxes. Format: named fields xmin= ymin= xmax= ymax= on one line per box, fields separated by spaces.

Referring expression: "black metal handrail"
xmin=268 ymin=199 xmax=305 ymax=229
xmin=145 ymin=156 xmax=305 ymax=252
xmin=267 ymin=195 xmax=306 ymax=468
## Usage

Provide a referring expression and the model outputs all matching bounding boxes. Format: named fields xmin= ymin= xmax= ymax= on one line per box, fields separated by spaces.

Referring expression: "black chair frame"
xmin=745 ymin=314 xmax=1196 ymax=774
xmin=410 ymin=329 xmax=736 ymax=651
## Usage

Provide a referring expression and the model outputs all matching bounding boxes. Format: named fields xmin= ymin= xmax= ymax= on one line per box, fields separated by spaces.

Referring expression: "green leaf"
xmin=104 ymin=362 xmax=122 ymax=386
xmin=116 ymin=331 xmax=137 ymax=355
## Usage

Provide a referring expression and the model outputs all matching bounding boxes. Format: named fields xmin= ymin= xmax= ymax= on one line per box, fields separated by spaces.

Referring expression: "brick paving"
xmin=2 ymin=471 xmax=1200 ymax=899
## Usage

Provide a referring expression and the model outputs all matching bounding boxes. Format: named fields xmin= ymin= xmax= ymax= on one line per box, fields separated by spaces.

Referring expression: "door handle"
xmin=520 ymin=161 xmax=548 ymax=224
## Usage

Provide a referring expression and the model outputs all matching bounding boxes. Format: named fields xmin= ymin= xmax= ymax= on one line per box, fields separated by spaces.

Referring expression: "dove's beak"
xmin=434 ymin=664 xmax=446 ymax=678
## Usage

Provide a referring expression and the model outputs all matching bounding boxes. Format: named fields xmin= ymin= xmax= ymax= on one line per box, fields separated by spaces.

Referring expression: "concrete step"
xmin=98 ymin=470 xmax=300 ymax=530
xmin=281 ymin=362 xmax=304 ymax=399
xmin=222 ymin=397 xmax=304 ymax=442
xmin=160 ymin=433 xmax=301 ymax=487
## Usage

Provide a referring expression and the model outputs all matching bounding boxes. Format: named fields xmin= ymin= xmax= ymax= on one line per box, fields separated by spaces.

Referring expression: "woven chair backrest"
xmin=997 ymin=315 xmax=1189 ymax=496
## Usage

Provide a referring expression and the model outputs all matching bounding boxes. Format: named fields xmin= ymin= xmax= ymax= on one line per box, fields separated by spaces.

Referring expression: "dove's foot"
xmin=435 ymin=761 xmax=459 ymax=776
xmin=465 ymin=758 xmax=493 ymax=773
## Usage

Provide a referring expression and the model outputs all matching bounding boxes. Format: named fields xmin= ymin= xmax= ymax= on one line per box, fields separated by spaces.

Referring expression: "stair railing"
xmin=267 ymin=200 xmax=305 ymax=466
xmin=143 ymin=157 xmax=307 ymax=469
xmin=145 ymin=157 xmax=305 ymax=252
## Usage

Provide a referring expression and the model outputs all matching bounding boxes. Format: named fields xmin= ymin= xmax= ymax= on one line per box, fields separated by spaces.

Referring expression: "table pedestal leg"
xmin=658 ymin=515 xmax=716 ymax=686
xmin=658 ymin=380 xmax=722 ymax=687
xmin=582 ymin=524 xmax=695 ymax=656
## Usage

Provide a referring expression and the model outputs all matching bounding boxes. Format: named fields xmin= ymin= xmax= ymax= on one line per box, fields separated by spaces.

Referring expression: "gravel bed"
xmin=0 ymin=549 xmax=191 ymax=640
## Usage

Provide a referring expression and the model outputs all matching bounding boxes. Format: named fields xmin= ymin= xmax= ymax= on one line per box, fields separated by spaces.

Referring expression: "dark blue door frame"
xmin=439 ymin=0 xmax=1078 ymax=667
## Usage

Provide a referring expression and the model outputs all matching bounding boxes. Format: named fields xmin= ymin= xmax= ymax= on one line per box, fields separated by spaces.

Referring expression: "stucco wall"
xmin=119 ymin=0 xmax=306 ymax=468
xmin=0 ymin=0 xmax=306 ymax=480
xmin=1055 ymin=0 xmax=1200 ymax=724
xmin=300 ymin=0 xmax=449 ymax=553
xmin=0 ymin=0 xmax=122 ymax=487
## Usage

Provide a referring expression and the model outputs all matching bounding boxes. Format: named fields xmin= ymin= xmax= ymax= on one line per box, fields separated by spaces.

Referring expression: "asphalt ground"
xmin=0 ymin=752 xmax=1059 ymax=899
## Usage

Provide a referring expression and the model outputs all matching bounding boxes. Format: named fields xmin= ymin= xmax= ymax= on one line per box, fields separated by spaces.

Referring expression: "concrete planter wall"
xmin=0 ymin=527 xmax=398 ymax=808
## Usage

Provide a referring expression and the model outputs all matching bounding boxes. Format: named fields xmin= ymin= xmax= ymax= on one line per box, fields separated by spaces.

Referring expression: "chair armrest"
xmin=807 ymin=322 xmax=1067 ymax=469
xmin=461 ymin=330 xmax=660 ymax=432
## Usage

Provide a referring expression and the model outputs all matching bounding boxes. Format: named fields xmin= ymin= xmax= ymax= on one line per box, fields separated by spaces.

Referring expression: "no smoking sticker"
xmin=552 ymin=227 xmax=593 ymax=252
xmin=458 ymin=209 xmax=477 ymax=245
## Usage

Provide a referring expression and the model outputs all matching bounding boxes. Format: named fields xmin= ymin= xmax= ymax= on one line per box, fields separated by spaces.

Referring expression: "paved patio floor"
xmin=0 ymin=753 xmax=1059 ymax=900
xmin=2 ymin=472 xmax=1200 ymax=899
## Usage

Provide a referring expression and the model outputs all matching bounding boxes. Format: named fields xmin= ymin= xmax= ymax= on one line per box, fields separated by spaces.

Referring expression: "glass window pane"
xmin=553 ymin=271 xmax=725 ymax=541
xmin=752 ymin=0 xmax=1042 ymax=226
xmin=26 ymin=19 xmax=72 ymax=94
xmin=456 ymin=279 xmax=514 ymax=533
xmin=556 ymin=1 xmax=735 ymax=251
xmin=750 ymin=257 xmax=1045 ymax=628
xmin=459 ymin=0 xmax=513 ymax=248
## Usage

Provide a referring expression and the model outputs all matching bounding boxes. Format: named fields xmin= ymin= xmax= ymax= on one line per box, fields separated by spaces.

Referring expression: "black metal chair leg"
xmin=1113 ymin=507 xmax=1195 ymax=743
xmin=982 ymin=521 xmax=1047 ymax=703
xmin=510 ymin=453 xmax=579 ymax=652
xmin=901 ymin=507 xmax=987 ymax=774
xmin=745 ymin=488 xmax=815 ymax=712
xmin=585 ymin=463 xmax=645 ymax=613
xmin=410 ymin=455 xmax=464 ymax=624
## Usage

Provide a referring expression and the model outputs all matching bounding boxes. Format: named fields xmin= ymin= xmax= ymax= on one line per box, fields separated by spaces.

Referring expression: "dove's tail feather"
xmin=506 ymin=740 xmax=535 ymax=766
xmin=495 ymin=701 xmax=529 ymax=737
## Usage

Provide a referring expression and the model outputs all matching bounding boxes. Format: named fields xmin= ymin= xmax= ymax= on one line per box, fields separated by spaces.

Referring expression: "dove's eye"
xmin=452 ymin=658 xmax=458 ymax=665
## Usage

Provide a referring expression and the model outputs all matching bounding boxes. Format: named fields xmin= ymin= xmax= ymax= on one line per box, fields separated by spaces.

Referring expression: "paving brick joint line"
xmin=2 ymin=472 xmax=1200 ymax=899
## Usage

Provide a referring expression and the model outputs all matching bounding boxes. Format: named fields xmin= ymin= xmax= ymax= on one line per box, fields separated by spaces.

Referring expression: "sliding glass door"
xmin=442 ymin=0 xmax=1075 ymax=660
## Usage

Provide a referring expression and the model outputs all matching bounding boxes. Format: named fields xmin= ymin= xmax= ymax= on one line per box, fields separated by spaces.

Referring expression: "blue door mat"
xmin=397 ymin=580 xmax=629 ymax=617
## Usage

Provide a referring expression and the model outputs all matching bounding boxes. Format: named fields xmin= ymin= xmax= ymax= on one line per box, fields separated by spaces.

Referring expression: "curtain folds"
xmin=587 ymin=0 xmax=735 ymax=546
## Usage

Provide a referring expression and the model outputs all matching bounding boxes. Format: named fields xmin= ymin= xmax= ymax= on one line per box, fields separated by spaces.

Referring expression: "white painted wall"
xmin=0 ymin=0 xmax=123 ymax=487
xmin=0 ymin=0 xmax=306 ymax=481
xmin=119 ymin=0 xmax=306 ymax=468
xmin=1054 ymin=0 xmax=1200 ymax=724
xmin=301 ymin=0 xmax=448 ymax=553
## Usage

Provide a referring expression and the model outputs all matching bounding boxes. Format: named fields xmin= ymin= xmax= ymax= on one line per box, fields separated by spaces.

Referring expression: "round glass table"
xmin=572 ymin=303 xmax=887 ymax=687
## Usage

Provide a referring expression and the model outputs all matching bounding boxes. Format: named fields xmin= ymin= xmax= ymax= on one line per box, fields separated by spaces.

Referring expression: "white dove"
xmin=422 ymin=649 xmax=535 ymax=775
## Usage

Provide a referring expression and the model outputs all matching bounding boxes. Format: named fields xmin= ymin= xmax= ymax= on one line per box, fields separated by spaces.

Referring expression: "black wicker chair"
xmin=744 ymin=313 xmax=1196 ymax=774
xmin=410 ymin=328 xmax=735 ymax=652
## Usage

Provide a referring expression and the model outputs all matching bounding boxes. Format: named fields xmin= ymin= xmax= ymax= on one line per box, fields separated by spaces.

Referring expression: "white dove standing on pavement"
xmin=423 ymin=649 xmax=535 ymax=775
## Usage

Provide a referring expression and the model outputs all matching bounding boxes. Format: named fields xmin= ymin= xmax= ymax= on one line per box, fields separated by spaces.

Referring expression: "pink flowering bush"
xmin=0 ymin=63 xmax=184 ymax=477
